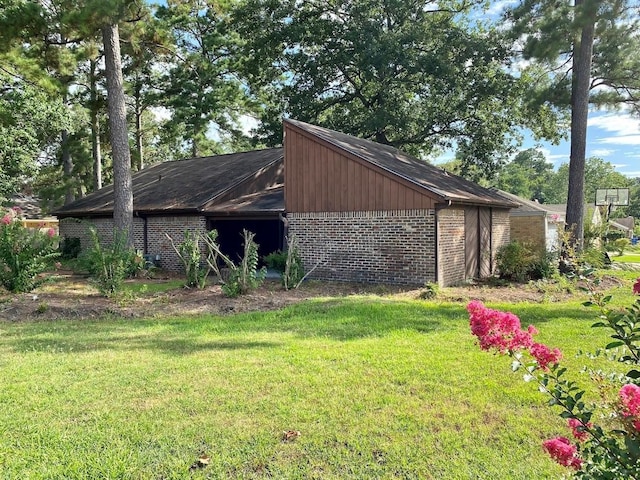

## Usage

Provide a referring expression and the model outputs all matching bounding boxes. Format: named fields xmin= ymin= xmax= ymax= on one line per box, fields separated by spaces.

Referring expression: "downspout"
xmin=434 ymin=200 xmax=452 ymax=286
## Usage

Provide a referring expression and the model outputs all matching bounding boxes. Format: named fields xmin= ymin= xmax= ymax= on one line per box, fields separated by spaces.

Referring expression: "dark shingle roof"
xmin=285 ymin=119 xmax=517 ymax=208
xmin=490 ymin=189 xmax=548 ymax=215
xmin=54 ymin=148 xmax=283 ymax=216
xmin=207 ymin=185 xmax=284 ymax=214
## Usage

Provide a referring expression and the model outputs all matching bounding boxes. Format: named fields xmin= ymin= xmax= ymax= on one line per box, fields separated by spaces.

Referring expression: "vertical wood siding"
xmin=285 ymin=126 xmax=436 ymax=212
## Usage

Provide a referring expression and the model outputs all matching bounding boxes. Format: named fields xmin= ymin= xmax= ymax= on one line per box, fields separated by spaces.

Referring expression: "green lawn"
xmin=613 ymin=252 xmax=640 ymax=263
xmin=0 ymin=280 xmax=635 ymax=479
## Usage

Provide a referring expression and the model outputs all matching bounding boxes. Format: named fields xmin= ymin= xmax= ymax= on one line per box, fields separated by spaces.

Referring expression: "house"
xmin=609 ymin=216 xmax=635 ymax=239
xmin=56 ymin=120 xmax=517 ymax=286
xmin=55 ymin=148 xmax=285 ymax=271
xmin=492 ymin=190 xmax=564 ymax=252
xmin=282 ymin=120 xmax=516 ymax=286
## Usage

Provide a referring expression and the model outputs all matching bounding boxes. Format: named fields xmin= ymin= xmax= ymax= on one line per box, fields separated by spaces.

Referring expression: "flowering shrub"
xmin=0 ymin=207 xmax=60 ymax=293
xmin=468 ymin=278 xmax=640 ymax=479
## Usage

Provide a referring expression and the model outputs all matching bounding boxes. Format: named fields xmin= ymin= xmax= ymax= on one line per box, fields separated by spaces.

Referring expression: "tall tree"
xmin=506 ymin=0 xmax=640 ymax=248
xmin=232 ymin=0 xmax=563 ymax=173
xmin=102 ymin=21 xmax=133 ymax=245
xmin=156 ymin=0 xmax=249 ymax=158
xmin=495 ymin=148 xmax=555 ymax=201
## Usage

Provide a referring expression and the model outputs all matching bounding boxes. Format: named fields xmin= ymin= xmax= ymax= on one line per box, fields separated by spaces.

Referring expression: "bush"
xmin=82 ymin=227 xmax=138 ymax=297
xmin=612 ymin=238 xmax=630 ymax=256
xmin=0 ymin=207 xmax=60 ymax=293
xmin=59 ymin=236 xmax=81 ymax=259
xmin=168 ymin=230 xmax=209 ymax=289
xmin=222 ymin=230 xmax=266 ymax=297
xmin=496 ymin=241 xmax=554 ymax=282
xmin=264 ymin=250 xmax=287 ymax=272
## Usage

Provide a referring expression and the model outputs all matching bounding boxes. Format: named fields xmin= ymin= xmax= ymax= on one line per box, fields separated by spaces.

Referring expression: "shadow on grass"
xmin=0 ymin=297 xmax=599 ymax=355
xmin=0 ymin=298 xmax=458 ymax=354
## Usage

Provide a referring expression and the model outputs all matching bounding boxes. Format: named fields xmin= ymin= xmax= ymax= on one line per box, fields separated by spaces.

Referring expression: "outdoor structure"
xmin=283 ymin=119 xmax=516 ymax=286
xmin=609 ymin=216 xmax=635 ymax=239
xmin=492 ymin=189 xmax=564 ymax=252
xmin=55 ymin=149 xmax=285 ymax=271
xmin=56 ymin=120 xmax=518 ymax=286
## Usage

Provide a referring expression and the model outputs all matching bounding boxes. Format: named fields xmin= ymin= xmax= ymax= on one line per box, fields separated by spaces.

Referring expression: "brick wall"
xmin=492 ymin=208 xmax=511 ymax=268
xmin=436 ymin=208 xmax=466 ymax=286
xmin=59 ymin=215 xmax=207 ymax=272
xmin=510 ymin=214 xmax=546 ymax=252
xmin=288 ymin=210 xmax=436 ymax=285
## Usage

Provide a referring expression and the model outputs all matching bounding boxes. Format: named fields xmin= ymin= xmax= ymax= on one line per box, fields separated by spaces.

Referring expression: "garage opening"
xmin=207 ymin=216 xmax=284 ymax=265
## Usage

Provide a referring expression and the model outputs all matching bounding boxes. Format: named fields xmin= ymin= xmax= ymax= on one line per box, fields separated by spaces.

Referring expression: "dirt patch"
xmin=0 ymin=272 xmax=625 ymax=322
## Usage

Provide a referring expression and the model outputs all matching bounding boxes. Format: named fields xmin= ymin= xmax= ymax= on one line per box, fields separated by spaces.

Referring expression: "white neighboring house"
xmin=609 ymin=216 xmax=635 ymax=239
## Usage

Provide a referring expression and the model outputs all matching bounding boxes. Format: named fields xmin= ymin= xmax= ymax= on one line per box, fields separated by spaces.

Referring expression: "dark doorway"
xmin=208 ymin=217 xmax=284 ymax=265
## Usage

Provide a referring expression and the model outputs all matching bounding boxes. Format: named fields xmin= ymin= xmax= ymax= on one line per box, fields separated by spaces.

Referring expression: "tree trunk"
xmin=61 ymin=129 xmax=75 ymax=205
xmin=90 ymin=58 xmax=103 ymax=190
xmin=135 ymin=86 xmax=144 ymax=170
xmin=565 ymin=0 xmax=596 ymax=252
xmin=102 ymin=22 xmax=134 ymax=247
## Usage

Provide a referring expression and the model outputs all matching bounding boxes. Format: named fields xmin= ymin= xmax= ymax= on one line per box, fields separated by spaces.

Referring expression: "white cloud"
xmin=487 ymin=0 xmax=518 ymax=16
xmin=599 ymin=135 xmax=640 ymax=146
xmin=589 ymin=148 xmax=615 ymax=157
xmin=588 ymin=114 xmax=640 ymax=136
xmin=150 ymin=106 xmax=171 ymax=122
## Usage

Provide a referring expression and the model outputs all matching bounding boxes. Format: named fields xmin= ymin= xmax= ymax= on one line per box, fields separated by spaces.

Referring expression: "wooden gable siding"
xmin=206 ymin=159 xmax=284 ymax=209
xmin=285 ymin=126 xmax=436 ymax=213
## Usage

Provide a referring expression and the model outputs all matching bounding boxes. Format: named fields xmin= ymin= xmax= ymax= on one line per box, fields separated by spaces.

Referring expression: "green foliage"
xmin=0 ymin=78 xmax=71 ymax=202
xmin=581 ymin=247 xmax=609 ymax=269
xmin=613 ymin=238 xmax=631 ymax=257
xmin=282 ymin=236 xmax=304 ymax=290
xmin=471 ymin=274 xmax=640 ymax=478
xmin=263 ymin=250 xmax=287 ymax=272
xmin=59 ymin=236 xmax=82 ymax=260
xmin=418 ymin=282 xmax=439 ymax=300
xmin=82 ymin=227 xmax=138 ymax=297
xmin=234 ymin=0 xmax=562 ymax=173
xmin=170 ymin=230 xmax=208 ymax=289
xmin=495 ymin=148 xmax=555 ymax=202
xmin=0 ymin=207 xmax=60 ymax=293
xmin=496 ymin=241 xmax=555 ymax=282
xmin=222 ymin=230 xmax=266 ymax=298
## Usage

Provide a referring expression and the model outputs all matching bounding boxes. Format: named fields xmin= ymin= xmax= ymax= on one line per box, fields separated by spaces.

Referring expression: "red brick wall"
xmin=288 ymin=210 xmax=436 ymax=285
xmin=59 ymin=215 xmax=207 ymax=271
xmin=436 ymin=207 xmax=466 ymax=286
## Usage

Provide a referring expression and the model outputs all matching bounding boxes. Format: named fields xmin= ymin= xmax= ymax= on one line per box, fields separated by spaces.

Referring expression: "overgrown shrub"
xmin=581 ymin=247 xmax=610 ymax=269
xmin=59 ymin=236 xmax=81 ymax=259
xmin=82 ymin=227 xmax=138 ymax=297
xmin=264 ymin=250 xmax=287 ymax=272
xmin=264 ymin=237 xmax=305 ymax=290
xmin=612 ymin=238 xmax=630 ymax=256
xmin=496 ymin=241 xmax=554 ymax=282
xmin=222 ymin=230 xmax=266 ymax=297
xmin=168 ymin=230 xmax=208 ymax=288
xmin=0 ymin=207 xmax=60 ymax=292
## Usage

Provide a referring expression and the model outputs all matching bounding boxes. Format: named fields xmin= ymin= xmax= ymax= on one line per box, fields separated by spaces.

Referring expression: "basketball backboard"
xmin=595 ymin=188 xmax=629 ymax=206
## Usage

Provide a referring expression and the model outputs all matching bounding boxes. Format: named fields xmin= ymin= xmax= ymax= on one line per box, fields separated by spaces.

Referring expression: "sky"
xmin=537 ymin=111 xmax=640 ymax=178
xmin=432 ymin=110 xmax=640 ymax=178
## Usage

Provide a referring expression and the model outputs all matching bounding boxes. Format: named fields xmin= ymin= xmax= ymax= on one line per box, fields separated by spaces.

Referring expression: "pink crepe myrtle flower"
xmin=468 ymin=300 xmax=536 ymax=353
xmin=634 ymin=278 xmax=640 ymax=295
xmin=46 ymin=228 xmax=55 ymax=238
xmin=1 ymin=214 xmax=11 ymax=225
xmin=567 ymin=418 xmax=591 ymax=442
xmin=530 ymin=342 xmax=563 ymax=371
xmin=620 ymin=384 xmax=640 ymax=418
xmin=542 ymin=437 xmax=583 ymax=469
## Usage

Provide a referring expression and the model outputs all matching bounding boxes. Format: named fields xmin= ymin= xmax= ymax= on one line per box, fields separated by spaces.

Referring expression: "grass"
xmin=0 ymin=277 xmax=637 ymax=478
xmin=613 ymin=252 xmax=640 ymax=263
